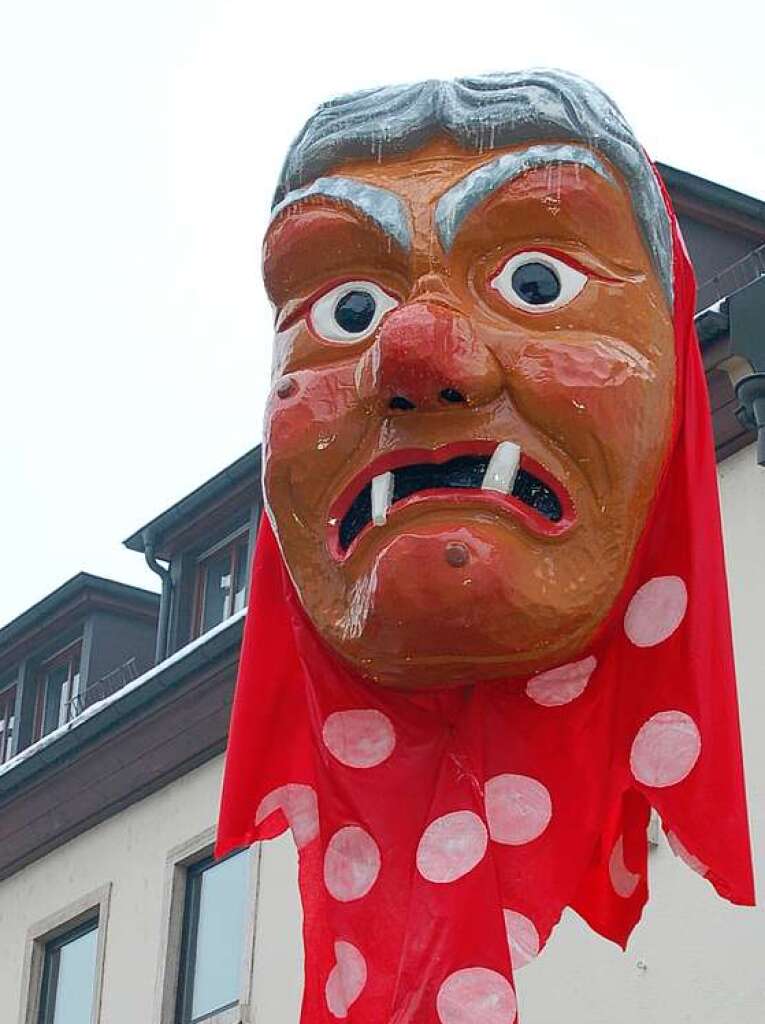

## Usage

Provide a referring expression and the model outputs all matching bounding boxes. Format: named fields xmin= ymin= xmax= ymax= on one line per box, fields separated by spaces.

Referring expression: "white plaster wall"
xmin=0 ymin=752 xmax=305 ymax=1024
xmin=0 ymin=756 xmax=229 ymax=1024
xmin=252 ymin=835 xmax=304 ymax=1023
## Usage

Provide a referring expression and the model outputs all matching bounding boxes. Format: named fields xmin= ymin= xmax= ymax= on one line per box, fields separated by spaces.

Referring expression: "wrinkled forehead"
xmin=264 ymin=137 xmax=670 ymax=311
xmin=270 ymin=141 xmax=619 ymax=252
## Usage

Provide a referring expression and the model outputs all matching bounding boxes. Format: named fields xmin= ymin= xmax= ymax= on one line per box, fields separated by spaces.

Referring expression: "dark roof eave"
xmin=0 ymin=573 xmax=160 ymax=653
xmin=657 ymin=162 xmax=765 ymax=232
xmin=123 ymin=445 xmax=262 ymax=554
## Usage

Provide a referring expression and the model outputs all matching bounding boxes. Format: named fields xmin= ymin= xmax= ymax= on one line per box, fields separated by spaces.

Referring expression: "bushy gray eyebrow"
xmin=270 ymin=176 xmax=412 ymax=252
xmin=435 ymin=144 xmax=615 ymax=252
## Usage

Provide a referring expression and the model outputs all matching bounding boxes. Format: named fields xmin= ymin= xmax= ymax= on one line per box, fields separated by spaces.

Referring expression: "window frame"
xmin=32 ymin=639 xmax=83 ymax=742
xmin=191 ymin=527 xmax=250 ymax=640
xmin=37 ymin=916 xmax=100 ymax=1024
xmin=154 ymin=828 xmax=260 ymax=1024
xmin=0 ymin=675 xmax=18 ymax=763
xmin=17 ymin=884 xmax=111 ymax=1024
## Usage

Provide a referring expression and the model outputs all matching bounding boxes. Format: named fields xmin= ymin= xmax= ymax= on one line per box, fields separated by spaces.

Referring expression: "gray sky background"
xmin=1 ymin=0 xmax=763 ymax=625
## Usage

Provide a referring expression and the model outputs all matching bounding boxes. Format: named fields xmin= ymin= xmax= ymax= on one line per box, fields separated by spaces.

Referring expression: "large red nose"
xmin=372 ymin=302 xmax=503 ymax=412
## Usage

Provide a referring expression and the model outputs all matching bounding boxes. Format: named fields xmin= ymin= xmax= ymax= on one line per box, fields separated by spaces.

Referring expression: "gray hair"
xmin=273 ymin=70 xmax=673 ymax=301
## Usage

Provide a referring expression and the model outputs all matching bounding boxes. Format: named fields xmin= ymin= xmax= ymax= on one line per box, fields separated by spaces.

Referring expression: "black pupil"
xmin=511 ymin=262 xmax=561 ymax=305
xmin=334 ymin=290 xmax=376 ymax=333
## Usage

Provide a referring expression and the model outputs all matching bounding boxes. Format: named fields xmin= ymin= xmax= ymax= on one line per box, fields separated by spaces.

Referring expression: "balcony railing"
xmin=68 ymin=657 xmax=139 ymax=717
xmin=697 ymin=243 xmax=765 ymax=313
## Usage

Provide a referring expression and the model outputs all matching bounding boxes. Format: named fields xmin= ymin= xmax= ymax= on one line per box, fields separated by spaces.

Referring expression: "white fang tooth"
xmin=371 ymin=471 xmax=395 ymax=526
xmin=481 ymin=441 xmax=521 ymax=494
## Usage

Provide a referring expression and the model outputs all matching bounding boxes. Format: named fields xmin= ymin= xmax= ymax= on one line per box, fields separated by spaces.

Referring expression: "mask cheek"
xmin=522 ymin=338 xmax=653 ymax=388
xmin=264 ymin=387 xmax=318 ymax=463
xmin=513 ymin=341 xmax=663 ymax=454
xmin=265 ymin=366 xmax=355 ymax=458
xmin=265 ymin=368 xmax=371 ymax=535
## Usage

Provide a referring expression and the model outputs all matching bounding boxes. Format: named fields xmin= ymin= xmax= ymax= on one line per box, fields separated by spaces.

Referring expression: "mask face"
xmin=262 ymin=136 xmax=675 ymax=688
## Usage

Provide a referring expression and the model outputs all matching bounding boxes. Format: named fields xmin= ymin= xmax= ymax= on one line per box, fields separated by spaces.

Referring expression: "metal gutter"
xmin=0 ymin=608 xmax=246 ymax=798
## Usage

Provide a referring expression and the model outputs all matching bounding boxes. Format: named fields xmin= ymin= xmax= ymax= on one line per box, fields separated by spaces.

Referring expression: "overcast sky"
xmin=1 ymin=0 xmax=763 ymax=625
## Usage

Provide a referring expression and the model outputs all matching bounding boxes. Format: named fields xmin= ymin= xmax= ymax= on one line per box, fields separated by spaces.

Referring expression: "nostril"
xmin=439 ymin=388 xmax=466 ymax=404
xmin=389 ymin=395 xmax=416 ymax=411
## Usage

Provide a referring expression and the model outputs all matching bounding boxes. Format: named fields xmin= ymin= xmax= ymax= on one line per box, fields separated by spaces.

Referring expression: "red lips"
xmin=328 ymin=440 xmax=576 ymax=561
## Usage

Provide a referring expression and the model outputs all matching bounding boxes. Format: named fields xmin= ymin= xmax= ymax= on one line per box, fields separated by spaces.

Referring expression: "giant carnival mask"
xmin=261 ymin=103 xmax=675 ymax=687
xmin=219 ymin=72 xmax=753 ymax=1024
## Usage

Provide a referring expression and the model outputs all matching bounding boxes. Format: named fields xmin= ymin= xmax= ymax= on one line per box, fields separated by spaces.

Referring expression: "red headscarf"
xmin=216 ymin=173 xmax=754 ymax=1024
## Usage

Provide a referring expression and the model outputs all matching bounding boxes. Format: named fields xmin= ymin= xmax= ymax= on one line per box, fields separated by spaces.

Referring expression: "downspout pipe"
xmin=143 ymin=531 xmax=172 ymax=663
xmin=735 ymin=373 xmax=765 ymax=468
xmin=729 ymin=276 xmax=765 ymax=467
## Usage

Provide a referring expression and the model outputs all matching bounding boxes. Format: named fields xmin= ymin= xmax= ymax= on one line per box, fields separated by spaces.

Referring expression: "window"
xmin=193 ymin=530 xmax=249 ymax=637
xmin=20 ymin=885 xmax=109 ymax=1024
xmin=176 ymin=851 xmax=250 ymax=1023
xmin=38 ymin=918 xmax=99 ymax=1024
xmin=33 ymin=641 xmax=82 ymax=741
xmin=0 ymin=678 xmax=16 ymax=763
xmin=156 ymin=830 xmax=259 ymax=1024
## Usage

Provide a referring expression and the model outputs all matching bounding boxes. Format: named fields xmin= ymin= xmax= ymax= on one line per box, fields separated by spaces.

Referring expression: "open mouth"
xmin=331 ymin=442 xmax=574 ymax=557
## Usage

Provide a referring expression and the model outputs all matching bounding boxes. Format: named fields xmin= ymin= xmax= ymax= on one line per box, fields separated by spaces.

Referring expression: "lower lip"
xmin=327 ymin=446 xmax=576 ymax=562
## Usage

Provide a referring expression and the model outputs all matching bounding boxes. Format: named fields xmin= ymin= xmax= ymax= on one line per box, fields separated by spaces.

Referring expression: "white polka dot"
xmin=324 ymin=826 xmax=381 ymax=902
xmin=502 ymin=910 xmax=540 ymax=970
xmin=624 ymin=576 xmax=687 ymax=647
xmin=325 ymin=940 xmax=367 ymax=1018
xmin=485 ymin=774 xmax=552 ymax=845
xmin=667 ymin=831 xmax=709 ymax=877
xmin=630 ymin=711 xmax=701 ymax=787
xmin=526 ymin=655 xmax=597 ymax=707
xmin=322 ymin=709 xmax=396 ymax=768
xmin=255 ymin=783 xmax=319 ymax=849
xmin=608 ymin=835 xmax=640 ymax=898
xmin=437 ymin=967 xmax=516 ymax=1024
xmin=416 ymin=811 xmax=488 ymax=883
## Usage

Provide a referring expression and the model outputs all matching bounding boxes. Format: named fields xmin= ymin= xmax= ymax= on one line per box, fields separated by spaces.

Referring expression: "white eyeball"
xmin=309 ymin=280 xmax=399 ymax=343
xmin=490 ymin=251 xmax=587 ymax=312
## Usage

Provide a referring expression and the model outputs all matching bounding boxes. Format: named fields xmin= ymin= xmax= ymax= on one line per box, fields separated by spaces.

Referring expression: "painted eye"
xmin=310 ymin=281 xmax=398 ymax=343
xmin=490 ymin=251 xmax=587 ymax=312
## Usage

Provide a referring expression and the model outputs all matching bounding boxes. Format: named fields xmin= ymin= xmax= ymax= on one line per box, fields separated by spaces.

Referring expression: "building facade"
xmin=0 ymin=166 xmax=763 ymax=1024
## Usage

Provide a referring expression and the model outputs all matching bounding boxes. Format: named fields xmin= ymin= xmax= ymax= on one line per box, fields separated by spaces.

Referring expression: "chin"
xmin=327 ymin=616 xmax=605 ymax=690
xmin=303 ymin=520 xmax=612 ymax=690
